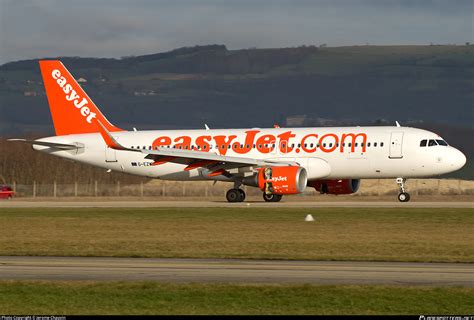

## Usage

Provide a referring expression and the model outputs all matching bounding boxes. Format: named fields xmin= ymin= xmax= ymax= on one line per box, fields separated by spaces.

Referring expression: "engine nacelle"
xmin=308 ymin=179 xmax=360 ymax=195
xmin=253 ymin=166 xmax=307 ymax=195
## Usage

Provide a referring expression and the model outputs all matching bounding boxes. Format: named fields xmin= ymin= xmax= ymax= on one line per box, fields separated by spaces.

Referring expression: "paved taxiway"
xmin=0 ymin=256 xmax=472 ymax=286
xmin=1 ymin=200 xmax=472 ymax=208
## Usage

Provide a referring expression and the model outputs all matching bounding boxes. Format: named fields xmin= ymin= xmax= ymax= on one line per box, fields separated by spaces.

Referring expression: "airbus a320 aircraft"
xmin=10 ymin=61 xmax=467 ymax=202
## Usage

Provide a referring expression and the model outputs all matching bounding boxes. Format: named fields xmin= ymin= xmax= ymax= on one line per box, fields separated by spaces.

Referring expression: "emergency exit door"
xmin=105 ymin=146 xmax=117 ymax=162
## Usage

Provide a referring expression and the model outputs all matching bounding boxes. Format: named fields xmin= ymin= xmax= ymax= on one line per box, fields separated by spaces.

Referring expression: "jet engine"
xmin=243 ymin=166 xmax=308 ymax=195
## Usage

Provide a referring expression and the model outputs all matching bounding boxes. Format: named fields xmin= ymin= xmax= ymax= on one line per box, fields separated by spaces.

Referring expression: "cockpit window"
xmin=420 ymin=140 xmax=427 ymax=147
xmin=428 ymin=139 xmax=437 ymax=146
xmin=436 ymin=139 xmax=448 ymax=146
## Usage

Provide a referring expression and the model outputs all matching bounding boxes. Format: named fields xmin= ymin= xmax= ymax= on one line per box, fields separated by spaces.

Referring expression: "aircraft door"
xmin=389 ymin=132 xmax=404 ymax=159
xmin=105 ymin=146 xmax=117 ymax=162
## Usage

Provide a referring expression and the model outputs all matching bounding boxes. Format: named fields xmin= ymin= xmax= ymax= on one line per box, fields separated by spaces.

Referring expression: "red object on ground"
xmin=0 ymin=185 xmax=14 ymax=200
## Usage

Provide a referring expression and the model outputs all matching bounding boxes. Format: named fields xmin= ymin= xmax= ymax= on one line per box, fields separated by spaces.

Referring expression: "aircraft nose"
xmin=451 ymin=148 xmax=467 ymax=171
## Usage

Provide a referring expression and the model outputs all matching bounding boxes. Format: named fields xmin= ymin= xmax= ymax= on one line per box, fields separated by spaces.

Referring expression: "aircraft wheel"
xmin=272 ymin=194 xmax=282 ymax=202
xmin=238 ymin=189 xmax=246 ymax=202
xmin=263 ymin=193 xmax=282 ymax=202
xmin=227 ymin=189 xmax=242 ymax=203
xmin=398 ymin=192 xmax=410 ymax=202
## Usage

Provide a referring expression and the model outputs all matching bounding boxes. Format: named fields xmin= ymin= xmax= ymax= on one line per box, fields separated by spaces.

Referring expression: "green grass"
xmin=0 ymin=208 xmax=472 ymax=262
xmin=0 ymin=281 xmax=472 ymax=315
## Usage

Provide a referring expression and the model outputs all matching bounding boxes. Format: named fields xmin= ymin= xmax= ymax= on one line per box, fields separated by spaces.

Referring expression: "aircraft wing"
xmin=141 ymin=147 xmax=290 ymax=168
xmin=96 ymin=120 xmax=296 ymax=174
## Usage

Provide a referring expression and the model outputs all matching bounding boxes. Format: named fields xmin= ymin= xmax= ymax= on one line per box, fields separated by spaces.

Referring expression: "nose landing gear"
xmin=396 ymin=178 xmax=410 ymax=202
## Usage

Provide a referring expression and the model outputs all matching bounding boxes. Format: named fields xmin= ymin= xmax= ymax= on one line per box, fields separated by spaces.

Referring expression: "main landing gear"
xmin=226 ymin=188 xmax=246 ymax=203
xmin=396 ymin=178 xmax=410 ymax=202
xmin=263 ymin=193 xmax=282 ymax=202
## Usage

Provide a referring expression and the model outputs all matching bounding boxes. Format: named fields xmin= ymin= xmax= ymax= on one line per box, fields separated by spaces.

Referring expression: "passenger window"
xmin=368 ymin=142 xmax=371 ymax=147
xmin=380 ymin=142 xmax=384 ymax=147
xmin=428 ymin=140 xmax=437 ymax=147
xmin=374 ymin=142 xmax=377 ymax=147
xmin=420 ymin=140 xmax=427 ymax=147
xmin=355 ymin=143 xmax=358 ymax=147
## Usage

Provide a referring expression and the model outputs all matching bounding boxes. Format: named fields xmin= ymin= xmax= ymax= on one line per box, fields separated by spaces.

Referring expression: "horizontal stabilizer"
xmin=8 ymin=139 xmax=78 ymax=150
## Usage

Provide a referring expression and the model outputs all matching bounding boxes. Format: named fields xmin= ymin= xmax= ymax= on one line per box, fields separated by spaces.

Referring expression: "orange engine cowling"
xmin=308 ymin=179 xmax=360 ymax=195
xmin=257 ymin=166 xmax=308 ymax=195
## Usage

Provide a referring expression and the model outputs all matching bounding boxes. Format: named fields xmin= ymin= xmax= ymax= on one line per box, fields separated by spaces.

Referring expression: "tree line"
xmin=0 ymin=138 xmax=148 ymax=184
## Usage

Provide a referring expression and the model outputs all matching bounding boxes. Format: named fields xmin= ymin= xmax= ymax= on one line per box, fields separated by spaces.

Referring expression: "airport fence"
xmin=4 ymin=179 xmax=474 ymax=198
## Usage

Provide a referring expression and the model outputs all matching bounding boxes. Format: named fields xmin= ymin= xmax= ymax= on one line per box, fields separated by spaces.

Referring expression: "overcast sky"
xmin=0 ymin=0 xmax=472 ymax=64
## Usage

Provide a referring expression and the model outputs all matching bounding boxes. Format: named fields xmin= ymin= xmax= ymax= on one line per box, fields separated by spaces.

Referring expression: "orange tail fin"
xmin=39 ymin=60 xmax=123 ymax=136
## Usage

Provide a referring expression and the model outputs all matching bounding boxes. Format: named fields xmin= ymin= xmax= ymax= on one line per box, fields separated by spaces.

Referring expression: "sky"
xmin=0 ymin=0 xmax=472 ymax=64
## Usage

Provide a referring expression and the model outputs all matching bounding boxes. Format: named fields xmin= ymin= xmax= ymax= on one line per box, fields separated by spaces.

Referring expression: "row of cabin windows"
xmin=420 ymin=139 xmax=448 ymax=147
xmin=130 ymin=141 xmax=386 ymax=151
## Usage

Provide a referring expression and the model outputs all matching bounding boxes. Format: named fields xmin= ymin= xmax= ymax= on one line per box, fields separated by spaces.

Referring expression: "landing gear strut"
xmin=263 ymin=193 xmax=282 ymax=202
xmin=396 ymin=178 xmax=410 ymax=202
xmin=226 ymin=188 xmax=246 ymax=202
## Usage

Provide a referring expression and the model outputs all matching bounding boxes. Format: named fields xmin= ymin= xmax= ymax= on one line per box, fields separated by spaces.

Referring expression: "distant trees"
xmin=0 ymin=138 xmax=148 ymax=184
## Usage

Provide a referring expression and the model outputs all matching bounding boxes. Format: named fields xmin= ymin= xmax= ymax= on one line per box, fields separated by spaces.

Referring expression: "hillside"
xmin=1 ymin=44 xmax=472 ymax=147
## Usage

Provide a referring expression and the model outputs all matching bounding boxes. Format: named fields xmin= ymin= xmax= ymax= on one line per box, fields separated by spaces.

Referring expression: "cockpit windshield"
xmin=436 ymin=139 xmax=448 ymax=146
xmin=420 ymin=139 xmax=448 ymax=147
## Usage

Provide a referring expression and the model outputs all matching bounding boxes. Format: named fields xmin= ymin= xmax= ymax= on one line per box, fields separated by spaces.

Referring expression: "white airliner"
xmin=10 ymin=60 xmax=467 ymax=202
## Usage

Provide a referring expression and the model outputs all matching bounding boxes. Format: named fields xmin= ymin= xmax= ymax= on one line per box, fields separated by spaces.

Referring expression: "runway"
xmin=0 ymin=256 xmax=472 ymax=286
xmin=1 ymin=200 xmax=472 ymax=208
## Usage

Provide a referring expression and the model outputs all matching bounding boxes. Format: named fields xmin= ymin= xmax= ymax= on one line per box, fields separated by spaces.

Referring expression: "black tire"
xmin=238 ymin=189 xmax=246 ymax=202
xmin=272 ymin=194 xmax=282 ymax=202
xmin=263 ymin=193 xmax=282 ymax=202
xmin=398 ymin=192 xmax=410 ymax=202
xmin=226 ymin=189 xmax=241 ymax=203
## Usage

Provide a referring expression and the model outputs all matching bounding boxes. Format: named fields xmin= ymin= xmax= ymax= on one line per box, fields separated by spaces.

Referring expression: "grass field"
xmin=0 ymin=207 xmax=472 ymax=262
xmin=0 ymin=281 xmax=472 ymax=315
